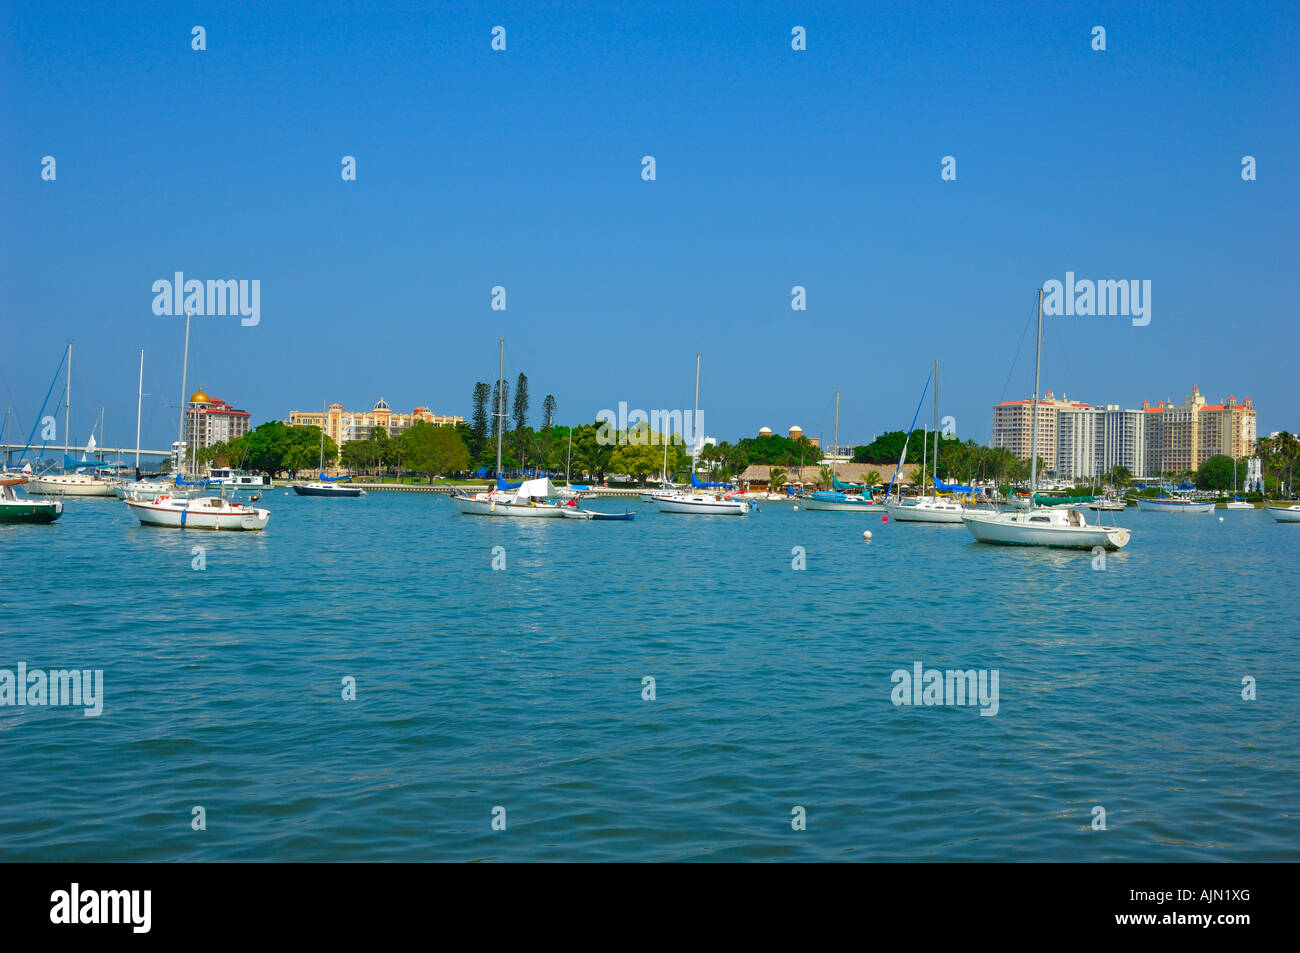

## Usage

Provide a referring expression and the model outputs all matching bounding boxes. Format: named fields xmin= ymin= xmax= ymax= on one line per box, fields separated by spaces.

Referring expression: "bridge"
xmin=0 ymin=443 xmax=174 ymax=465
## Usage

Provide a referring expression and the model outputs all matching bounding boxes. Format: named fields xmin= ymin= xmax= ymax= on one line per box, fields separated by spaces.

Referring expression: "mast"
xmin=1030 ymin=288 xmax=1044 ymax=496
xmin=566 ymin=429 xmax=573 ymax=484
xmin=833 ymin=389 xmax=840 ymax=484
xmin=134 ymin=349 xmax=144 ymax=468
xmin=691 ymin=353 xmax=701 ymax=473
xmin=495 ymin=338 xmax=505 ymax=480
xmin=64 ymin=342 xmax=72 ymax=455
xmin=177 ymin=308 xmax=193 ymax=477
xmin=920 ymin=423 xmax=927 ymax=496
xmin=319 ymin=399 xmax=326 ymax=474
xmin=932 ymin=359 xmax=939 ymax=494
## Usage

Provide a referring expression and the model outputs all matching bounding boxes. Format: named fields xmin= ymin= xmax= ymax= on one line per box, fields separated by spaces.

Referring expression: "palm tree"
xmin=865 ymin=469 xmax=882 ymax=487
xmin=768 ymin=466 xmax=787 ymax=490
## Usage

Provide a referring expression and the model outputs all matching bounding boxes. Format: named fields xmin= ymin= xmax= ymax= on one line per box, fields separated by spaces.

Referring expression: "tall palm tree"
xmin=769 ymin=466 xmax=787 ymax=489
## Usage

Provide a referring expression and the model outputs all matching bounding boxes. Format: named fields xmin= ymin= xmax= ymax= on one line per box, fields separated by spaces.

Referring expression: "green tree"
xmin=1195 ymin=455 xmax=1236 ymax=492
xmin=470 ymin=382 xmax=490 ymax=448
xmin=398 ymin=422 xmax=470 ymax=481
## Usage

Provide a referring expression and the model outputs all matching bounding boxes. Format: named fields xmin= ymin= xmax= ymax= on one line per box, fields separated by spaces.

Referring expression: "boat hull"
xmin=884 ymin=500 xmax=965 ymax=523
xmin=963 ymin=513 xmax=1130 ymax=550
xmin=126 ymin=498 xmax=270 ymax=530
xmin=25 ymin=475 xmax=117 ymax=497
xmin=293 ymin=483 xmax=364 ymax=497
xmin=1137 ymin=499 xmax=1214 ymax=514
xmin=652 ymin=493 xmax=749 ymax=515
xmin=802 ymin=497 xmax=883 ymax=513
xmin=450 ymin=495 xmax=565 ymax=517
xmin=1267 ymin=506 xmax=1300 ymax=523
xmin=0 ymin=500 xmax=63 ymax=523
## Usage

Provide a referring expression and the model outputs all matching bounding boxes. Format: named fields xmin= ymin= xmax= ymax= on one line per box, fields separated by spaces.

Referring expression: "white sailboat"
xmin=1224 ymin=457 xmax=1253 ymax=509
xmin=115 ymin=350 xmax=196 ymax=501
xmin=294 ymin=399 xmax=365 ymax=497
xmin=1267 ymin=504 xmax=1300 ymax=522
xmin=885 ymin=360 xmax=964 ymax=523
xmin=803 ymin=390 xmax=882 ymax=513
xmin=652 ymin=355 xmax=749 ymax=516
xmin=451 ymin=339 xmax=567 ymax=517
xmin=963 ymin=290 xmax=1132 ymax=550
xmin=26 ymin=343 xmax=119 ymax=497
xmin=1136 ymin=496 xmax=1214 ymax=514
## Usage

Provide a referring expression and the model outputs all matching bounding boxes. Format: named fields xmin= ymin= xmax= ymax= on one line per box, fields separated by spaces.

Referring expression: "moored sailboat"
xmin=963 ymin=290 xmax=1132 ymax=551
xmin=803 ymin=390 xmax=882 ymax=513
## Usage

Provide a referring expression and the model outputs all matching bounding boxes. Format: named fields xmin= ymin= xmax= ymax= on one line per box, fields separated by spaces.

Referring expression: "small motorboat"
xmin=125 ymin=494 xmax=270 ymax=530
xmin=293 ymin=482 xmax=365 ymax=498
xmin=0 ymin=478 xmax=63 ymax=523
xmin=562 ymin=505 xmax=636 ymax=521
xmin=1267 ymin=504 xmax=1300 ymax=523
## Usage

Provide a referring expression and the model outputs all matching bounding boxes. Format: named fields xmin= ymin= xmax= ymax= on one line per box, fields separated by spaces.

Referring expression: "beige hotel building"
xmin=288 ymin=399 xmax=463 ymax=452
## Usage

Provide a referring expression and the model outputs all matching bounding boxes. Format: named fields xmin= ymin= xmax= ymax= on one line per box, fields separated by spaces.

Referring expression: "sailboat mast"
xmin=833 ymin=389 xmax=840 ymax=484
xmin=319 ymin=399 xmax=326 ymax=472
xmin=177 ymin=309 xmax=192 ymax=477
xmin=691 ymin=353 xmax=701 ymax=471
xmin=134 ymin=349 xmax=144 ymax=468
xmin=1030 ymin=288 xmax=1044 ymax=495
xmin=921 ymin=422 xmax=927 ymax=493
xmin=495 ymin=338 xmax=505 ymax=479
xmin=64 ymin=342 xmax=72 ymax=455
xmin=566 ymin=429 xmax=573 ymax=483
xmin=932 ymin=359 xmax=939 ymax=493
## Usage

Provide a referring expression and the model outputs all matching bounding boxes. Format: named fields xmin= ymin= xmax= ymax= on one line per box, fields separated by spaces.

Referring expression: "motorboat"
xmin=0 ymin=478 xmax=63 ymax=523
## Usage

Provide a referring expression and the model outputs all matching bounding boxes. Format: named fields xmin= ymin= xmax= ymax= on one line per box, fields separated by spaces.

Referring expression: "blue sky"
xmin=2 ymin=1 xmax=1296 ymax=456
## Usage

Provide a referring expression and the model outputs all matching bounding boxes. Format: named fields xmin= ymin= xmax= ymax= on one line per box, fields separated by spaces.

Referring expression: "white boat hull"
xmin=1137 ymin=499 xmax=1215 ymax=514
xmin=113 ymin=481 xmax=193 ymax=501
xmin=1268 ymin=505 xmax=1300 ymax=523
xmin=652 ymin=493 xmax=750 ymax=515
xmin=1224 ymin=501 xmax=1255 ymax=510
xmin=25 ymin=475 xmax=118 ymax=497
xmin=884 ymin=499 xmax=965 ymax=523
xmin=963 ymin=510 xmax=1130 ymax=550
xmin=126 ymin=496 xmax=270 ymax=530
xmin=450 ymin=495 xmax=566 ymax=517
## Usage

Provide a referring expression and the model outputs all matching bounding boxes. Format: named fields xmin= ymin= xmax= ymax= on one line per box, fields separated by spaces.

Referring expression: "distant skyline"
xmin=2 ymin=1 xmax=1296 ymax=455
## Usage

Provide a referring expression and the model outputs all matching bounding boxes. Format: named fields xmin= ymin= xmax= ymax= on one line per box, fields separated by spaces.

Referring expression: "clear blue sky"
xmin=2 ymin=1 xmax=1296 ymax=455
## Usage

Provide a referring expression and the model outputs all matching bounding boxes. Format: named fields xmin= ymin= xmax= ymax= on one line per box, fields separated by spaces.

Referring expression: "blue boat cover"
xmin=691 ymin=472 xmax=731 ymax=489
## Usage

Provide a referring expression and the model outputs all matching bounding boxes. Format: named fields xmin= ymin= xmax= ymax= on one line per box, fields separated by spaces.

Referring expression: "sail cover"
xmin=832 ymin=474 xmax=865 ymax=491
xmin=691 ymin=472 xmax=730 ymax=489
xmin=934 ymin=477 xmax=975 ymax=493
xmin=512 ymin=477 xmax=557 ymax=501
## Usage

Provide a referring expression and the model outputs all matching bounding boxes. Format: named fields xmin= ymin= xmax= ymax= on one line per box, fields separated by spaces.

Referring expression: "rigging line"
xmin=996 ymin=290 xmax=1040 ymax=404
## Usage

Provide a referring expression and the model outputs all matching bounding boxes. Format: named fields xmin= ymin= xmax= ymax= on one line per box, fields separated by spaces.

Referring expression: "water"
xmin=2 ymin=493 xmax=1296 ymax=861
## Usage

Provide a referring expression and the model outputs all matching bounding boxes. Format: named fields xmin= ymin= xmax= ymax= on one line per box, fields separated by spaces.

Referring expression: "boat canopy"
xmin=496 ymin=475 xmax=523 ymax=490
xmin=811 ymin=490 xmax=847 ymax=502
xmin=832 ymin=474 xmax=864 ymax=491
xmin=691 ymin=472 xmax=731 ymax=489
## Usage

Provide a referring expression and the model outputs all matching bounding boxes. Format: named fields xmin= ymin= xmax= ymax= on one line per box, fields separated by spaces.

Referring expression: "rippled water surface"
xmin=2 ymin=492 xmax=1296 ymax=861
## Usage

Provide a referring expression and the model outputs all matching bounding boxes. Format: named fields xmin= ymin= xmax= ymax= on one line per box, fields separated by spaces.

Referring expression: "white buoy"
xmin=1219 ymin=516 xmax=1224 ymax=522
xmin=863 ymin=530 xmax=872 ymax=540
xmin=793 ymin=505 xmax=799 ymax=511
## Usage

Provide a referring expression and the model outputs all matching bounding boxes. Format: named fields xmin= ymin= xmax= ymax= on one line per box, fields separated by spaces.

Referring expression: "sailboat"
xmin=652 ymin=355 xmax=749 ymax=515
xmin=294 ymin=400 xmax=365 ymax=497
xmin=126 ymin=308 xmax=271 ymax=530
xmin=963 ymin=290 xmax=1132 ymax=550
xmin=1224 ymin=457 xmax=1253 ymax=509
xmin=115 ymin=350 xmax=195 ymax=501
xmin=885 ymin=360 xmax=964 ymax=523
xmin=26 ymin=343 xmax=120 ymax=497
xmin=803 ymin=390 xmax=881 ymax=512
xmin=451 ymin=339 xmax=567 ymax=517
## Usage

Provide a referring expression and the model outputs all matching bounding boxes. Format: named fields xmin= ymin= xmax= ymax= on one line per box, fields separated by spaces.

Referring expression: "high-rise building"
xmin=1142 ymin=386 xmax=1256 ymax=475
xmin=184 ymin=388 xmax=251 ymax=458
xmin=1097 ymin=405 xmax=1147 ymax=478
xmin=991 ymin=391 xmax=1091 ymax=473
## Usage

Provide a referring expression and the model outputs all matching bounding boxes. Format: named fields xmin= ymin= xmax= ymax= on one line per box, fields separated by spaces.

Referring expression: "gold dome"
xmin=190 ymin=388 xmax=211 ymax=404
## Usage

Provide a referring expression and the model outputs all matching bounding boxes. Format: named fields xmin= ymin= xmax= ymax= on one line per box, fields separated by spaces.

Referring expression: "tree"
xmin=864 ymin=470 xmax=882 ymax=486
xmin=542 ymin=394 xmax=556 ymax=430
xmin=470 ymin=382 xmax=490 ymax=448
xmin=398 ymin=422 xmax=469 ymax=481
xmin=769 ymin=467 xmax=787 ymax=488
xmin=610 ymin=442 xmax=667 ymax=485
xmin=1195 ymin=455 xmax=1237 ymax=492
xmin=491 ymin=379 xmax=510 ymax=438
